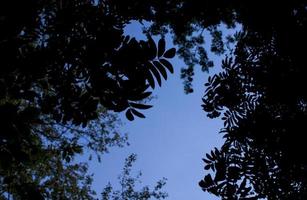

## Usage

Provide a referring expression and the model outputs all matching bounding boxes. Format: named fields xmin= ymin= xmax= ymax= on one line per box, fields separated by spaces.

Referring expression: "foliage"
xmin=0 ymin=0 xmax=175 ymax=199
xmin=4 ymin=0 xmax=307 ymax=199
xmin=1 ymin=152 xmax=96 ymax=200
xmin=183 ymin=2 xmax=307 ymax=199
xmin=102 ymin=154 xmax=168 ymax=200
xmin=116 ymin=0 xmax=307 ymax=199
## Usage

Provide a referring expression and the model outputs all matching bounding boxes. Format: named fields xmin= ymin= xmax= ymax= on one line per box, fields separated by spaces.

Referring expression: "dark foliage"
xmin=0 ymin=0 xmax=175 ymax=199
xmin=182 ymin=1 xmax=307 ymax=199
xmin=102 ymin=154 xmax=168 ymax=200
xmin=3 ymin=0 xmax=307 ymax=199
xmin=120 ymin=0 xmax=307 ymax=199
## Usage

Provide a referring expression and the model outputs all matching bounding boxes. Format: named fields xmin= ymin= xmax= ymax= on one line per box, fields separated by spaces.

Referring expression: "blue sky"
xmin=85 ymin=22 xmax=225 ymax=199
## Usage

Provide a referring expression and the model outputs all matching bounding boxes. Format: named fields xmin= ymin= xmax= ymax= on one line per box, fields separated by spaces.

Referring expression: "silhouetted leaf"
xmin=163 ymin=48 xmax=176 ymax=58
xmin=206 ymin=153 xmax=213 ymax=160
xmin=153 ymin=61 xmax=167 ymax=80
xmin=123 ymin=35 xmax=130 ymax=44
xmin=146 ymin=70 xmax=155 ymax=89
xmin=148 ymin=62 xmax=162 ymax=86
xmin=147 ymin=36 xmax=157 ymax=59
xmin=160 ymin=58 xmax=174 ymax=73
xmin=158 ymin=38 xmax=165 ymax=57
xmin=131 ymin=109 xmax=145 ymax=118
xmin=130 ymin=102 xmax=153 ymax=109
xmin=204 ymin=165 xmax=211 ymax=170
xmin=204 ymin=174 xmax=214 ymax=186
xmin=202 ymin=158 xmax=211 ymax=164
xmin=126 ymin=109 xmax=134 ymax=121
xmin=128 ymin=91 xmax=152 ymax=101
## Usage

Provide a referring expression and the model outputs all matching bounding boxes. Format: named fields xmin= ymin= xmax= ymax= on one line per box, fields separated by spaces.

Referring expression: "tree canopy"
xmin=0 ymin=0 xmax=175 ymax=199
xmin=119 ymin=0 xmax=307 ymax=199
xmin=102 ymin=154 xmax=167 ymax=200
xmin=160 ymin=1 xmax=307 ymax=199
xmin=2 ymin=0 xmax=307 ymax=199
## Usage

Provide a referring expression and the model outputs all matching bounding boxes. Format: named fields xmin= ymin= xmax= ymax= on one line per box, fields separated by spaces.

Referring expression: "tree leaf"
xmin=148 ymin=62 xmax=162 ymax=86
xmin=123 ymin=35 xmax=130 ymax=44
xmin=204 ymin=165 xmax=211 ymax=170
xmin=158 ymin=38 xmax=165 ymax=57
xmin=130 ymin=102 xmax=153 ymax=109
xmin=147 ymin=36 xmax=157 ymax=59
xmin=159 ymin=58 xmax=174 ymax=73
xmin=128 ymin=91 xmax=152 ymax=101
xmin=146 ymin=69 xmax=155 ymax=89
xmin=153 ymin=61 xmax=167 ymax=80
xmin=206 ymin=153 xmax=213 ymax=160
xmin=202 ymin=158 xmax=211 ymax=164
xmin=131 ymin=109 xmax=145 ymax=118
xmin=126 ymin=109 xmax=134 ymax=121
xmin=163 ymin=48 xmax=176 ymax=58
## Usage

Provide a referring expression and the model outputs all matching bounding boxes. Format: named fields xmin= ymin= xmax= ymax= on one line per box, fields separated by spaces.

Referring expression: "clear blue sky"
xmin=85 ymin=22 xmax=225 ymax=200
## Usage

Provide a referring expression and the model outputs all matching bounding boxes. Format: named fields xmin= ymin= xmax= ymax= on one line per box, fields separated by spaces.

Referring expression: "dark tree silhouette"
xmin=128 ymin=0 xmax=307 ymax=199
xmin=3 ymin=0 xmax=307 ymax=199
xmin=0 ymin=0 xmax=175 ymax=199
xmin=148 ymin=1 xmax=307 ymax=199
xmin=102 ymin=154 xmax=167 ymax=200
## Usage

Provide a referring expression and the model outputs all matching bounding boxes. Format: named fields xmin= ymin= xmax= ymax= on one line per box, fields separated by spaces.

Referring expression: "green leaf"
xmin=153 ymin=61 xmax=167 ymax=80
xmin=159 ymin=58 xmax=174 ymax=73
xmin=163 ymin=48 xmax=176 ymax=58
xmin=126 ymin=109 xmax=134 ymax=121
xmin=158 ymin=38 xmax=165 ymax=57
xmin=130 ymin=102 xmax=153 ymax=109
xmin=131 ymin=109 xmax=145 ymax=118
